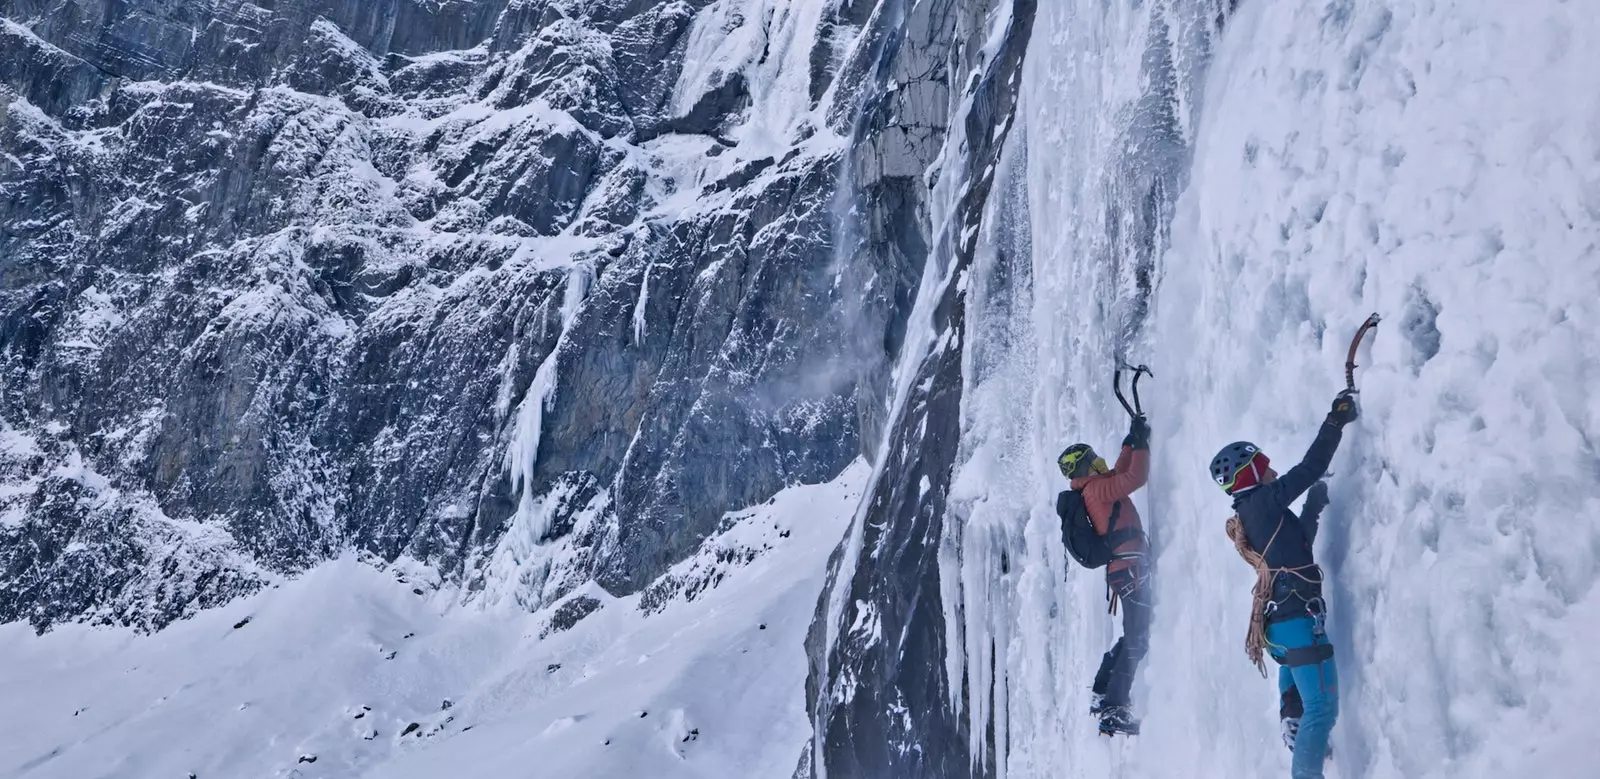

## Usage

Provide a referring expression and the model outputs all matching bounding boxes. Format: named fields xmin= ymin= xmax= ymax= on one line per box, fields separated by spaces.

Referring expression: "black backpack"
xmin=1057 ymin=490 xmax=1142 ymax=569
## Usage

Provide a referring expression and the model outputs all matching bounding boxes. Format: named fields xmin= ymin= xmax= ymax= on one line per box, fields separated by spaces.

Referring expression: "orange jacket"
xmin=1070 ymin=444 xmax=1149 ymax=573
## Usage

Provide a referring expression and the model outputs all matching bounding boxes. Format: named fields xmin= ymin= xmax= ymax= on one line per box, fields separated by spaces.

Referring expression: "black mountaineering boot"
xmin=1098 ymin=706 xmax=1140 ymax=736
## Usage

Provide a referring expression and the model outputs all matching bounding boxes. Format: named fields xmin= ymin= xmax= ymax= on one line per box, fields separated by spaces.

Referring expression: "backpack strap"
xmin=1105 ymin=528 xmax=1145 ymax=550
xmin=1103 ymin=500 xmax=1144 ymax=550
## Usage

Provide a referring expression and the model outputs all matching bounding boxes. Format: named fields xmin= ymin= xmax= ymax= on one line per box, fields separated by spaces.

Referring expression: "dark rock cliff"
xmin=4 ymin=0 xmax=1071 ymax=773
xmin=800 ymin=1 xmax=1036 ymax=776
xmin=0 ymin=0 xmax=916 ymax=629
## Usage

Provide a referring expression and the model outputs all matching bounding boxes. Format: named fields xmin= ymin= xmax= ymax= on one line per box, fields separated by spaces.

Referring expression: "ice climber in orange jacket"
xmin=1058 ymin=415 xmax=1151 ymax=735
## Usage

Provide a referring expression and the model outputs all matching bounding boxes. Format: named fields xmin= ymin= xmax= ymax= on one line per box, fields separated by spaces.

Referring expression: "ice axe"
xmin=1113 ymin=363 xmax=1152 ymax=419
xmin=1344 ymin=313 xmax=1381 ymax=394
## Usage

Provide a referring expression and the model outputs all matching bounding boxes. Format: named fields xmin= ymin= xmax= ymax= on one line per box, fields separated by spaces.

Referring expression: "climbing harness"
xmin=1344 ymin=313 xmax=1381 ymax=393
xmin=1105 ymin=554 xmax=1149 ymax=616
xmin=1224 ymin=514 xmax=1324 ymax=676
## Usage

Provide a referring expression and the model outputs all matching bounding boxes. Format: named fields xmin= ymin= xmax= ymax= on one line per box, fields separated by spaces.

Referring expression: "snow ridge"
xmin=0 ymin=463 xmax=866 ymax=779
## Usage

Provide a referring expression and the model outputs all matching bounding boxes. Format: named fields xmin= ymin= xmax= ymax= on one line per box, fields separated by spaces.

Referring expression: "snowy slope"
xmin=0 ymin=462 xmax=865 ymax=779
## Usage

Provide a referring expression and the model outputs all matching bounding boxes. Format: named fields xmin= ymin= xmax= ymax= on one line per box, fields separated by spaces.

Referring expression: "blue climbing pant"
xmin=1268 ymin=615 xmax=1338 ymax=779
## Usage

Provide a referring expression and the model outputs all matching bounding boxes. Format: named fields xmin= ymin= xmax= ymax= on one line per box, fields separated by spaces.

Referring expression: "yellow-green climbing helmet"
xmin=1058 ymin=443 xmax=1107 ymax=479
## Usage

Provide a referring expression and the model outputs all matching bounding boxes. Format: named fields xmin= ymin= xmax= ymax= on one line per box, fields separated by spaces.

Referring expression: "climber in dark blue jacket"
xmin=1209 ymin=392 xmax=1357 ymax=779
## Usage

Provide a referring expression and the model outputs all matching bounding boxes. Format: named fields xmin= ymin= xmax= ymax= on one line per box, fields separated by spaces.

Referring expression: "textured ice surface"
xmin=973 ymin=0 xmax=1599 ymax=777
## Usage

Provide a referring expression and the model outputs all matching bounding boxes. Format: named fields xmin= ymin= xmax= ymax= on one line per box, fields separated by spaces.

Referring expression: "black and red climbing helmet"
xmin=1210 ymin=441 xmax=1269 ymax=494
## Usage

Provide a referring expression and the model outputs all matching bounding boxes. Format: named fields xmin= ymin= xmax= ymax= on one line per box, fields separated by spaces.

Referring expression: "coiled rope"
xmin=1224 ymin=515 xmax=1320 ymax=676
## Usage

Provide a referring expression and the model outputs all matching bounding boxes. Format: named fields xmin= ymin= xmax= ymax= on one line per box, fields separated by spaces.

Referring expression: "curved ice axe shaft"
xmin=1113 ymin=363 xmax=1152 ymax=419
xmin=1344 ymin=314 xmax=1381 ymax=393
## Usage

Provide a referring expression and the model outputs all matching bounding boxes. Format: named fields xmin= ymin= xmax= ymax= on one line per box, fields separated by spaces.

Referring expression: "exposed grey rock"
xmin=669 ymin=69 xmax=749 ymax=138
xmin=542 ymin=593 xmax=602 ymax=636
xmin=610 ymin=1 xmax=697 ymax=139
xmin=484 ymin=17 xmax=633 ymax=138
xmin=802 ymin=1 xmax=1037 ymax=776
xmin=0 ymin=0 xmax=912 ymax=631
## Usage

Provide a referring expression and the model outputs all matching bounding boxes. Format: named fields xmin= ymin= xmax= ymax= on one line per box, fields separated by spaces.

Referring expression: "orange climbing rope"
xmin=1224 ymin=515 xmax=1322 ymax=676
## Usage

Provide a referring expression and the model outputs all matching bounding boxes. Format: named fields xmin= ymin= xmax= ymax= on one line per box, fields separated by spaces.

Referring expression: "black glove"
xmin=1303 ymin=480 xmax=1330 ymax=519
xmin=1123 ymin=415 xmax=1151 ymax=450
xmin=1300 ymin=480 xmax=1330 ymax=545
xmin=1327 ymin=391 xmax=1359 ymax=427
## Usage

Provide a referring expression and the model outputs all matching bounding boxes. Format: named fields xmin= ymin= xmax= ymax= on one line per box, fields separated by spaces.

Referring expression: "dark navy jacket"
xmin=1231 ymin=421 xmax=1343 ymax=622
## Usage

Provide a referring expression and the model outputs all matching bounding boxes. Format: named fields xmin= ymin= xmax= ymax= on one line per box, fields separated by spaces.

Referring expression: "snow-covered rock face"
xmin=6 ymin=0 xmax=1596 ymax=776
xmin=0 ymin=0 xmax=908 ymax=631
